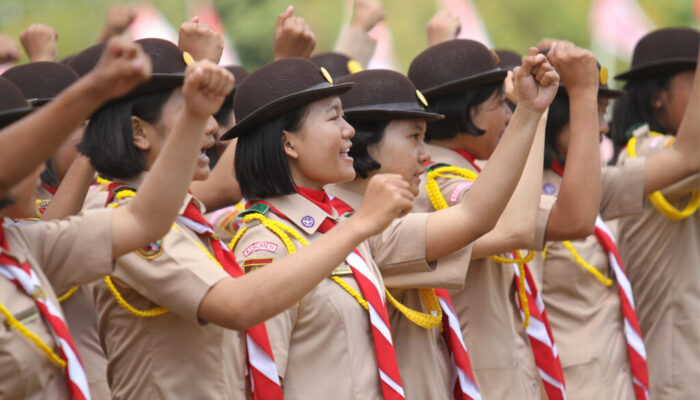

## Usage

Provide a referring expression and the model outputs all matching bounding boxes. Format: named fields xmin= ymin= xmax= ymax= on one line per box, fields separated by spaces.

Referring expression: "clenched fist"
xmin=98 ymin=4 xmax=136 ymax=43
xmin=178 ymin=17 xmax=224 ymax=64
xmin=182 ymin=60 xmax=235 ymax=119
xmin=546 ymin=41 xmax=599 ymax=95
xmin=351 ymin=173 xmax=415 ymax=237
xmin=20 ymin=24 xmax=57 ymax=62
xmin=513 ymin=47 xmax=560 ymax=113
xmin=85 ymin=37 xmax=151 ymax=102
xmin=273 ymin=6 xmax=316 ymax=60
xmin=427 ymin=10 xmax=460 ymax=47
xmin=351 ymin=0 xmax=384 ymax=32
xmin=0 ymin=34 xmax=19 ymax=64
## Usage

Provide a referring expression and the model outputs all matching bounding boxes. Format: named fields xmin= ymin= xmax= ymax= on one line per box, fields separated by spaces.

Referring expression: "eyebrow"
xmin=326 ymin=103 xmax=340 ymax=113
xmin=411 ymin=124 xmax=423 ymax=131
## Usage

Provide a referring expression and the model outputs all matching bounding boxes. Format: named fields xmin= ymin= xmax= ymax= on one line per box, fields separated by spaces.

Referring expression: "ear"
xmin=131 ymin=116 xmax=151 ymax=151
xmin=282 ymin=129 xmax=300 ymax=159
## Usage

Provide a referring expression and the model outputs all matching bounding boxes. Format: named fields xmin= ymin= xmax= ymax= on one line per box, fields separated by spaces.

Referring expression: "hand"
xmin=0 ymin=34 xmax=19 ymax=64
xmin=351 ymin=173 xmax=415 ymax=237
xmin=513 ymin=47 xmax=560 ymax=113
xmin=178 ymin=17 xmax=224 ymax=63
xmin=350 ymin=0 xmax=384 ymax=32
xmin=182 ymin=60 xmax=235 ymax=119
xmin=546 ymin=41 xmax=598 ymax=94
xmin=20 ymin=24 xmax=58 ymax=62
xmin=535 ymin=37 xmax=558 ymax=52
xmin=426 ymin=10 xmax=460 ymax=46
xmin=98 ymin=4 xmax=136 ymax=43
xmin=84 ymin=37 xmax=152 ymax=102
xmin=504 ymin=70 xmax=517 ymax=105
xmin=273 ymin=6 xmax=316 ymax=60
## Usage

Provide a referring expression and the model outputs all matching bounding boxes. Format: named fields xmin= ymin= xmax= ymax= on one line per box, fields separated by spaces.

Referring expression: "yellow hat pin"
xmin=183 ymin=51 xmax=195 ymax=66
xmin=416 ymin=90 xmax=428 ymax=107
xmin=600 ymin=67 xmax=609 ymax=86
xmin=346 ymin=59 xmax=364 ymax=74
xmin=320 ymin=67 xmax=333 ymax=84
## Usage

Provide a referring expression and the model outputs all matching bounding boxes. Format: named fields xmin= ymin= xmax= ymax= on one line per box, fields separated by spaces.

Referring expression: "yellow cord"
xmin=385 ymin=288 xmax=442 ymax=329
xmin=627 ymin=134 xmax=700 ymax=221
xmin=0 ymin=300 xmax=66 ymax=368
xmin=57 ymin=286 xmax=79 ymax=303
xmin=426 ymin=164 xmax=531 ymax=328
xmin=562 ymin=241 xmax=613 ymax=287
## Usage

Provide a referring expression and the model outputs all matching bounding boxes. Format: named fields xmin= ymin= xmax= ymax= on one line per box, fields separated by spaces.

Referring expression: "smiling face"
xmin=367 ymin=119 xmax=430 ymax=193
xmin=465 ymin=90 xmax=513 ymax=159
xmin=133 ymin=89 xmax=218 ymax=181
xmin=283 ymin=96 xmax=356 ymax=189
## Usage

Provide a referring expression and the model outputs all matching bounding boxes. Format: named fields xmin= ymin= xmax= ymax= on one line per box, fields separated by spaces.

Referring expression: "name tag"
xmin=5 ymin=304 xmax=39 ymax=330
xmin=331 ymin=264 xmax=353 ymax=277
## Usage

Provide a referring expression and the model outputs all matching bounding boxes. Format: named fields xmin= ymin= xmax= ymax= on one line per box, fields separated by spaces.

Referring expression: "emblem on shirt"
xmin=301 ymin=215 xmax=315 ymax=228
xmin=449 ymin=182 xmax=472 ymax=203
xmin=136 ymin=238 xmax=164 ymax=260
xmin=242 ymin=241 xmax=278 ymax=257
xmin=330 ymin=264 xmax=353 ymax=276
xmin=243 ymin=258 xmax=273 ymax=273
xmin=543 ymin=183 xmax=556 ymax=195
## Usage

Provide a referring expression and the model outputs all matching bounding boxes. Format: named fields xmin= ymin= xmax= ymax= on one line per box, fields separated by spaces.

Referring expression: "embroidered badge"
xmin=242 ymin=241 xmax=279 ymax=257
xmin=449 ymin=181 xmax=472 ymax=203
xmin=543 ymin=183 xmax=556 ymax=195
xmin=301 ymin=216 xmax=315 ymax=228
xmin=136 ymin=238 xmax=164 ymax=260
xmin=649 ymin=136 xmax=663 ymax=149
xmin=35 ymin=199 xmax=51 ymax=216
xmin=243 ymin=258 xmax=273 ymax=272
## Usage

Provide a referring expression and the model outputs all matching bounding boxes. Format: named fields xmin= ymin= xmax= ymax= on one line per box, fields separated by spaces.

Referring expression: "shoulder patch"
xmin=449 ymin=181 xmax=472 ymax=203
xmin=243 ymin=258 xmax=273 ymax=273
xmin=35 ymin=198 xmax=51 ymax=216
xmin=136 ymin=238 xmax=164 ymax=260
xmin=242 ymin=241 xmax=279 ymax=257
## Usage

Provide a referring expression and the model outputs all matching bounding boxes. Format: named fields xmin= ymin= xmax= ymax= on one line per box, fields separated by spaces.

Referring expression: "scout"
xmin=407 ymin=40 xmax=605 ymax=399
xmin=0 ymin=36 xmax=225 ymax=400
xmin=76 ymin=40 xmax=407 ymax=400
xmin=326 ymin=63 xmax=555 ymax=399
xmin=609 ymin=28 xmax=700 ymax=399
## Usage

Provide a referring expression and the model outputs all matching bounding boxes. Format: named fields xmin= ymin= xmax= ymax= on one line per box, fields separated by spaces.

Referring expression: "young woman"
xmin=75 ymin=41 xmax=404 ymax=400
xmin=407 ymin=40 xmax=603 ymax=399
xmin=325 ymin=65 xmax=552 ymax=399
xmin=0 ymin=37 xmax=225 ymax=400
xmin=228 ymin=54 xmax=557 ymax=398
xmin=609 ymin=28 xmax=700 ymax=399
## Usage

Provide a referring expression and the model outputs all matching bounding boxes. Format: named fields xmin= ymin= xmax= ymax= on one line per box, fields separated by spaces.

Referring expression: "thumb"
xmin=518 ymin=47 xmax=544 ymax=79
xmin=276 ymin=6 xmax=294 ymax=29
xmin=191 ymin=16 xmax=200 ymax=24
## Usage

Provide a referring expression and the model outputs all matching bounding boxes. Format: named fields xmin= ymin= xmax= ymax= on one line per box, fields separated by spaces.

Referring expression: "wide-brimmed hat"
xmin=2 ymin=62 xmax=79 ymax=106
xmin=495 ymin=49 xmax=522 ymax=71
xmin=338 ymin=69 xmax=443 ymax=122
xmin=0 ymin=77 xmax=34 ymax=128
xmin=67 ymin=38 xmax=187 ymax=100
xmin=222 ymin=58 xmax=354 ymax=140
xmin=408 ymin=39 xmax=507 ymax=99
xmin=615 ymin=27 xmax=699 ymax=81
xmin=310 ymin=52 xmax=364 ymax=81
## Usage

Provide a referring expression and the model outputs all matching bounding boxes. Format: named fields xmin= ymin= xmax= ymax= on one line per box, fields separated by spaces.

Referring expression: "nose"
xmin=205 ymin=116 xmax=219 ymax=137
xmin=598 ymin=114 xmax=610 ymax=136
xmin=341 ymin=117 xmax=355 ymax=139
xmin=418 ymin=142 xmax=431 ymax=165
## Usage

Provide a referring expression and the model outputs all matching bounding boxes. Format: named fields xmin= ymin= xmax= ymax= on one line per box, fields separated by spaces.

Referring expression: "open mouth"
xmin=339 ymin=145 xmax=353 ymax=160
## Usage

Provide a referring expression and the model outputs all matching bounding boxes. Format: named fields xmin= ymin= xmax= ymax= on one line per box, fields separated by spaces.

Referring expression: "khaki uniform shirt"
xmin=538 ymin=159 xmax=644 ymax=400
xmin=413 ymin=143 xmax=555 ymax=400
xmin=0 ymin=209 xmax=113 ymax=399
xmin=327 ymin=184 xmax=473 ymax=400
xmin=615 ymin=126 xmax=700 ymax=400
xmin=82 ymin=183 xmax=246 ymax=400
xmin=232 ymin=192 xmax=440 ymax=400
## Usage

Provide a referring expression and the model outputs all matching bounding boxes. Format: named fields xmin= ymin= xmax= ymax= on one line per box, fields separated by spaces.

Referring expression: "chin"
xmin=193 ymin=167 xmax=211 ymax=182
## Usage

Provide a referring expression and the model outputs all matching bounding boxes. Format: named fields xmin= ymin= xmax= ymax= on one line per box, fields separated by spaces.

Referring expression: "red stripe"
xmin=450 ymin=148 xmax=481 ymax=172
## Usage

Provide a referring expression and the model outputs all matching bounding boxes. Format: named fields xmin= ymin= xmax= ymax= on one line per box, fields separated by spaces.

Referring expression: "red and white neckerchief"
xmin=0 ymin=221 xmax=91 ymax=400
xmin=178 ymin=202 xmax=283 ymax=400
xmin=454 ymin=149 xmax=567 ymax=400
xmin=331 ymin=193 xmax=481 ymax=399
xmin=550 ymin=161 xmax=649 ymax=399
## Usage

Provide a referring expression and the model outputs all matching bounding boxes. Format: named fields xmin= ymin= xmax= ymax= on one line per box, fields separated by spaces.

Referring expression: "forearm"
xmin=425 ymin=107 xmax=542 ymax=260
xmin=199 ymin=219 xmax=368 ymax=329
xmin=672 ymin=57 xmax=700 ymax=173
xmin=190 ymin=139 xmax=242 ymax=211
xmin=546 ymin=90 xmax=600 ymax=240
xmin=41 ymin=155 xmax=95 ymax=220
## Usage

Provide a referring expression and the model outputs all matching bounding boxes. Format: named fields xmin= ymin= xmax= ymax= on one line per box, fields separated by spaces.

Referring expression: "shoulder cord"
xmin=230 ymin=212 xmax=443 ymax=330
xmin=542 ymin=243 xmax=613 ymax=287
xmin=425 ymin=164 xmax=534 ymax=326
xmin=627 ymin=133 xmax=700 ymax=220
xmin=0 ymin=300 xmax=66 ymax=368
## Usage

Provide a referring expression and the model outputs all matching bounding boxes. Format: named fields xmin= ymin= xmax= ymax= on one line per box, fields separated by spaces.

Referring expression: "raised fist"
xmin=178 ymin=17 xmax=224 ymax=64
xmin=427 ymin=10 xmax=460 ymax=46
xmin=273 ymin=6 xmax=316 ymax=60
xmin=546 ymin=41 xmax=598 ymax=94
xmin=182 ymin=60 xmax=235 ymax=119
xmin=351 ymin=0 xmax=384 ymax=32
xmin=98 ymin=4 xmax=136 ymax=43
xmin=0 ymin=34 xmax=19 ymax=64
xmin=351 ymin=173 xmax=414 ymax=237
xmin=86 ymin=37 xmax=151 ymax=102
xmin=513 ymin=47 xmax=560 ymax=113
xmin=20 ymin=24 xmax=58 ymax=62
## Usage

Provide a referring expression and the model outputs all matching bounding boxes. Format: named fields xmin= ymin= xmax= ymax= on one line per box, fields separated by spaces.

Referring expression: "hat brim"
xmin=0 ymin=106 xmax=34 ymax=128
xmin=421 ymin=69 xmax=507 ymax=99
xmin=344 ymin=104 xmax=444 ymax=122
xmin=614 ymin=58 xmax=697 ymax=81
xmin=222 ymin=82 xmax=354 ymax=140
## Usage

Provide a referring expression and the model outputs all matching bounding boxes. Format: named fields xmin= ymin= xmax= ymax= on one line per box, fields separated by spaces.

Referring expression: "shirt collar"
xmin=265 ymin=193 xmax=339 ymax=235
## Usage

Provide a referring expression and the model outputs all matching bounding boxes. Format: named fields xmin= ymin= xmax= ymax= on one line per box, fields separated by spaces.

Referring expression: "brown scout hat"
xmin=222 ymin=57 xmax=353 ymax=140
xmin=495 ymin=49 xmax=522 ymax=71
xmin=337 ymin=69 xmax=443 ymax=122
xmin=0 ymin=77 xmax=34 ymax=128
xmin=408 ymin=39 xmax=506 ymax=99
xmin=310 ymin=52 xmax=364 ymax=81
xmin=2 ymin=62 xmax=79 ymax=106
xmin=66 ymin=38 xmax=187 ymax=101
xmin=615 ymin=27 xmax=699 ymax=81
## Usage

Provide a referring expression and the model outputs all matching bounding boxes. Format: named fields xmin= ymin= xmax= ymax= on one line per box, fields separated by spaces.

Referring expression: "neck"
xmin=337 ymin=177 xmax=369 ymax=196
xmin=428 ymin=134 xmax=485 ymax=158
xmin=289 ymin=164 xmax=326 ymax=191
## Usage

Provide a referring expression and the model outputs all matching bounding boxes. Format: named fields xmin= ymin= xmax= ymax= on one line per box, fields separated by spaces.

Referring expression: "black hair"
xmin=544 ymin=88 xmax=571 ymax=169
xmin=610 ymin=74 xmax=678 ymax=164
xmin=40 ymin=160 xmax=60 ymax=188
xmin=235 ymin=105 xmax=309 ymax=201
xmin=79 ymin=90 xmax=174 ymax=180
xmin=206 ymin=96 xmax=236 ymax=169
xmin=346 ymin=119 xmax=390 ymax=179
xmin=0 ymin=195 xmax=15 ymax=211
xmin=424 ymin=81 xmax=504 ymax=141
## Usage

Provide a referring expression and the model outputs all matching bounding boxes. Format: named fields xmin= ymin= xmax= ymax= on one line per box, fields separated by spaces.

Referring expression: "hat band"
xmin=344 ymin=102 xmax=426 ymax=114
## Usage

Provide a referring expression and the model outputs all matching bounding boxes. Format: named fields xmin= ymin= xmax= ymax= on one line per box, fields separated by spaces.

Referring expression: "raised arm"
xmin=41 ymin=155 xmax=95 ymax=221
xmin=544 ymin=42 xmax=601 ymax=240
xmin=190 ymin=137 xmax=242 ymax=211
xmin=111 ymin=60 xmax=234 ymax=257
xmin=425 ymin=48 xmax=560 ymax=261
xmin=178 ymin=17 xmax=224 ymax=64
xmin=426 ymin=10 xmax=461 ymax=47
xmin=273 ymin=6 xmax=316 ymax=60
xmin=19 ymin=24 xmax=57 ymax=62
xmin=641 ymin=45 xmax=700 ymax=194
xmin=0 ymin=37 xmax=151 ymax=197
xmin=198 ymin=173 xmax=415 ymax=330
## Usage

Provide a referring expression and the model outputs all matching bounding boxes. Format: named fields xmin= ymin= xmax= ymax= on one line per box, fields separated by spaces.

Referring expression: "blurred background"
xmin=1 ymin=0 xmax=697 ymax=84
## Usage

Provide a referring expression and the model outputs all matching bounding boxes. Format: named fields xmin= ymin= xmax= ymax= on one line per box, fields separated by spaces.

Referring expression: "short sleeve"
xmin=527 ymin=195 xmax=556 ymax=251
xmin=600 ymin=157 xmax=646 ymax=220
